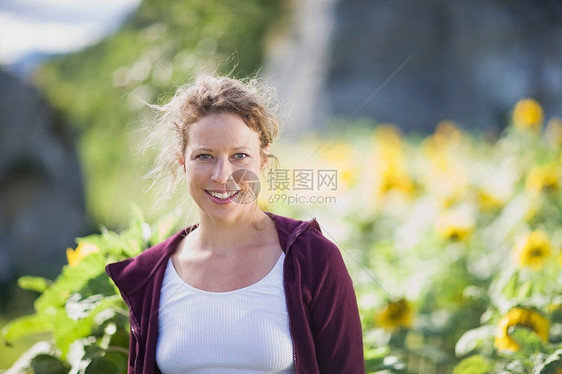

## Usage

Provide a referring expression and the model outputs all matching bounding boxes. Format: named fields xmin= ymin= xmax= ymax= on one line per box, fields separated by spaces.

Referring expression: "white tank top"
xmin=156 ymin=253 xmax=295 ymax=374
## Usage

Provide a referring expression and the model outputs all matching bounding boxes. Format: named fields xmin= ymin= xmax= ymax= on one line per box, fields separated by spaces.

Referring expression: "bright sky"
xmin=0 ymin=0 xmax=141 ymax=65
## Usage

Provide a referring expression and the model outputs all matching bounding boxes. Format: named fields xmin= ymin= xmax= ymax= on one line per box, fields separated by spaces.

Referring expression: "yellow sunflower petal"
xmin=512 ymin=98 xmax=544 ymax=130
xmin=495 ymin=307 xmax=550 ymax=352
xmin=66 ymin=243 xmax=100 ymax=267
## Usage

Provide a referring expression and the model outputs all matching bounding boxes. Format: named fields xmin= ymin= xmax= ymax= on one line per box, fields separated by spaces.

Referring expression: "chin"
xmin=199 ymin=204 xmax=255 ymax=224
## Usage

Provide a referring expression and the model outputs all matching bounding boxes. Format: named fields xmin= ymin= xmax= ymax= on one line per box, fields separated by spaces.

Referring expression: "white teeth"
xmin=209 ymin=191 xmax=238 ymax=199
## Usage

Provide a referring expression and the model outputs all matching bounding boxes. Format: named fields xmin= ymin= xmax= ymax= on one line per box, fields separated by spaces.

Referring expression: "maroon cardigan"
xmin=106 ymin=213 xmax=365 ymax=373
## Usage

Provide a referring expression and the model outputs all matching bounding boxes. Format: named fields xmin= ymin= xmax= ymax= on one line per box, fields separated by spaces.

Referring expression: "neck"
xmin=194 ymin=206 xmax=270 ymax=254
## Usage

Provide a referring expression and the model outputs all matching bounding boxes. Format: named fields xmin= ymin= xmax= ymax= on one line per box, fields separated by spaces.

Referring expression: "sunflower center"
xmin=529 ymin=247 xmax=544 ymax=258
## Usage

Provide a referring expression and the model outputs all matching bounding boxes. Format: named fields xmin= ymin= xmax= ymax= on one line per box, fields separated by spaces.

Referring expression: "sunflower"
xmin=373 ymin=123 xmax=404 ymax=148
xmin=317 ymin=140 xmax=358 ymax=190
xmin=421 ymin=129 xmax=468 ymax=207
xmin=513 ymin=230 xmax=553 ymax=270
xmin=66 ymin=242 xmax=100 ymax=267
xmin=512 ymin=98 xmax=544 ymax=130
xmin=433 ymin=120 xmax=463 ymax=146
xmin=435 ymin=208 xmax=475 ymax=241
xmin=375 ymin=298 xmax=413 ymax=330
xmin=376 ymin=159 xmax=414 ymax=197
xmin=371 ymin=125 xmax=415 ymax=197
xmin=526 ymin=163 xmax=560 ymax=194
xmin=494 ymin=307 xmax=549 ymax=352
xmin=477 ymin=188 xmax=504 ymax=212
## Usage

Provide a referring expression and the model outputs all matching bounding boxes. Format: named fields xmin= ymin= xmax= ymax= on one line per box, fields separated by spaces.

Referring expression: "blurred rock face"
xmin=268 ymin=0 xmax=562 ymax=133
xmin=0 ymin=70 xmax=87 ymax=284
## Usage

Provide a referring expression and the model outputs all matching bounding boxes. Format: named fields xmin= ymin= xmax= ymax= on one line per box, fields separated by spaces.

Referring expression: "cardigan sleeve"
xmin=306 ymin=230 xmax=366 ymax=373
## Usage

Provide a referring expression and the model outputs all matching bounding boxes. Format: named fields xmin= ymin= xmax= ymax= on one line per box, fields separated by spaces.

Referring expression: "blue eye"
xmin=196 ymin=154 xmax=212 ymax=160
xmin=233 ymin=153 xmax=249 ymax=160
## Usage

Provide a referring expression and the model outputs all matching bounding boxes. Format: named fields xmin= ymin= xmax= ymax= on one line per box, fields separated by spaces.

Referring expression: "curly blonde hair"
xmin=144 ymin=74 xmax=280 ymax=201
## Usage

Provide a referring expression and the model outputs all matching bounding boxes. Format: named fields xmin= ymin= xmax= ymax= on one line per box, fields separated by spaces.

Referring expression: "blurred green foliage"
xmin=34 ymin=0 xmax=285 ymax=228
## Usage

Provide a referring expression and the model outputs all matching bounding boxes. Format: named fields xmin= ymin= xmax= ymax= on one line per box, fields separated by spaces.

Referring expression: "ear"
xmin=178 ymin=157 xmax=186 ymax=173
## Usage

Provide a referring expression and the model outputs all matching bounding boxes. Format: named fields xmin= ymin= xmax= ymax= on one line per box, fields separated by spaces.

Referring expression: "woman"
xmin=106 ymin=74 xmax=365 ymax=373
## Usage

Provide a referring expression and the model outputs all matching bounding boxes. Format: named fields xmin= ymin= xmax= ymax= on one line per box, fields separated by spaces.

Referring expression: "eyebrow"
xmin=190 ymin=146 xmax=252 ymax=153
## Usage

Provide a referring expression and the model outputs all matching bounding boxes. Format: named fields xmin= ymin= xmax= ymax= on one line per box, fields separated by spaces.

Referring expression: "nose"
xmin=210 ymin=157 xmax=232 ymax=185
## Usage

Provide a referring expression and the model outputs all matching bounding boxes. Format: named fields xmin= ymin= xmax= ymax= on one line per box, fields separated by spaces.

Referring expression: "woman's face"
xmin=180 ymin=112 xmax=266 ymax=224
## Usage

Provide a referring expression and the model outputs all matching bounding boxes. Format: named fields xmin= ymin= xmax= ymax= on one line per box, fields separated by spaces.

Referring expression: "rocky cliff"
xmin=0 ymin=70 xmax=88 ymax=286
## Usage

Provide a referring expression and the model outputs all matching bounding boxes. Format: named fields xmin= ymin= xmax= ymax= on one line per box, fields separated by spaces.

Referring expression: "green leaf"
xmin=85 ymin=355 xmax=119 ymax=374
xmin=502 ymin=270 xmax=520 ymax=299
xmin=3 ymin=341 xmax=53 ymax=372
xmin=364 ymin=355 xmax=405 ymax=372
xmin=504 ymin=359 xmax=527 ymax=373
xmin=67 ymin=252 xmax=106 ymax=280
xmin=363 ymin=345 xmax=390 ymax=371
xmin=518 ymin=281 xmax=533 ymax=299
xmin=79 ymin=273 xmax=118 ymax=299
xmin=83 ymin=347 xmax=125 ymax=374
xmin=511 ymin=326 xmax=544 ymax=354
xmin=455 ymin=325 xmax=496 ymax=357
xmin=30 ymin=353 xmax=70 ymax=374
xmin=101 ymin=226 xmax=144 ymax=258
xmin=53 ymin=311 xmax=92 ymax=358
xmin=453 ymin=355 xmax=494 ymax=374
xmin=18 ymin=276 xmax=52 ymax=293
xmin=534 ymin=348 xmax=562 ymax=374
xmin=54 ymin=294 xmax=123 ymax=357
xmin=1 ymin=313 xmax=54 ymax=343
xmin=35 ymin=253 xmax=106 ymax=312
xmin=106 ymin=328 xmax=130 ymax=352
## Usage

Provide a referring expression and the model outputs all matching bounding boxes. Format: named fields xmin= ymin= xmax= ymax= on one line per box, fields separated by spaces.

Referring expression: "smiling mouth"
xmin=206 ymin=190 xmax=240 ymax=200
